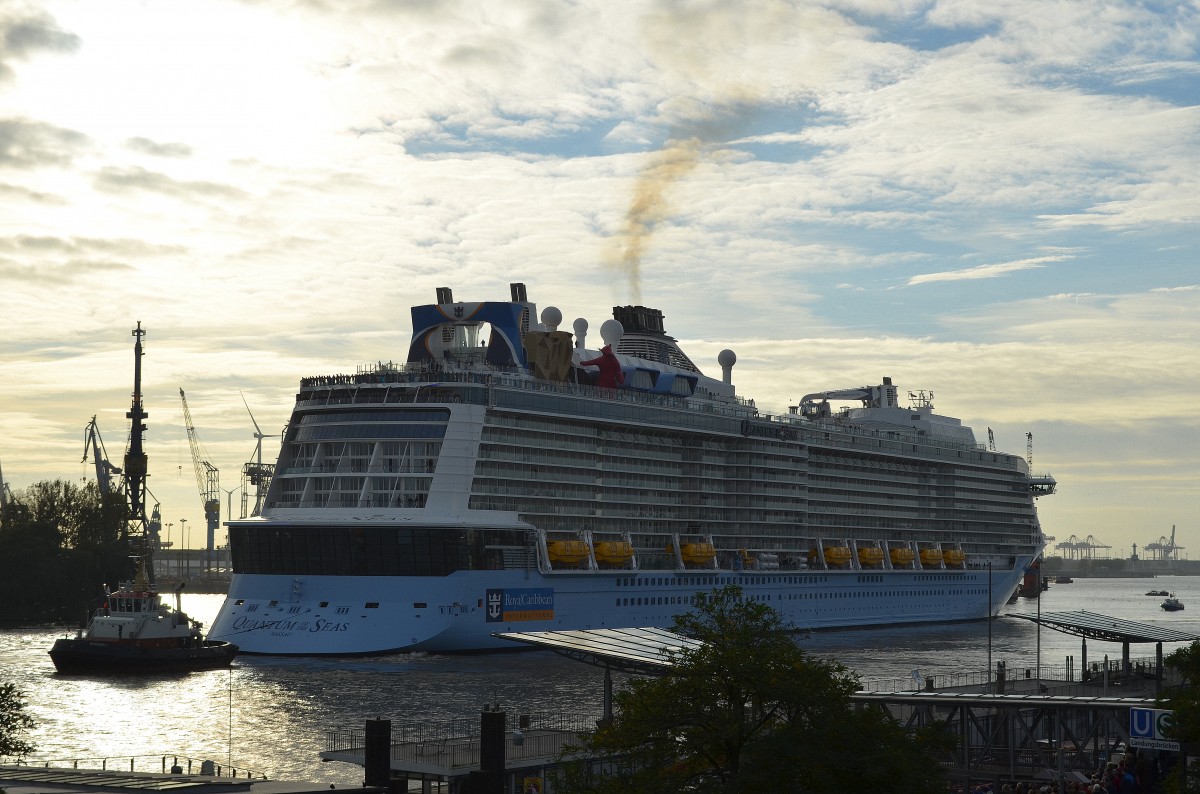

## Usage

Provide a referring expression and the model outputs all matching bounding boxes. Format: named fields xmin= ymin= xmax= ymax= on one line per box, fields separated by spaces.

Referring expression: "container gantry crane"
xmin=180 ymin=388 xmax=219 ymax=570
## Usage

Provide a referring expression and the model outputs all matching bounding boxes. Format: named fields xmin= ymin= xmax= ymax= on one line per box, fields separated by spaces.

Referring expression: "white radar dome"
xmin=541 ymin=306 xmax=562 ymax=331
xmin=600 ymin=319 xmax=624 ymax=346
xmin=718 ymin=349 xmax=736 ymax=385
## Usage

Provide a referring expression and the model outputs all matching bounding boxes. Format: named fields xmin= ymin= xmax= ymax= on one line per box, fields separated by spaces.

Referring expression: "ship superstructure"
xmin=208 ymin=283 xmax=1053 ymax=654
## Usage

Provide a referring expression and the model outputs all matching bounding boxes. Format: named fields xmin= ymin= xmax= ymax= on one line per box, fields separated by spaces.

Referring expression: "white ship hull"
xmin=210 ymin=557 xmax=1035 ymax=654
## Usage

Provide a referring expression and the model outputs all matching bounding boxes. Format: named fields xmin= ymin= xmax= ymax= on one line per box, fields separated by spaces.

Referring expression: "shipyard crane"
xmin=239 ymin=392 xmax=277 ymax=518
xmin=82 ymin=416 xmax=123 ymax=496
xmin=0 ymin=453 xmax=11 ymax=524
xmin=180 ymin=388 xmax=220 ymax=569
xmin=122 ymin=323 xmax=155 ymax=578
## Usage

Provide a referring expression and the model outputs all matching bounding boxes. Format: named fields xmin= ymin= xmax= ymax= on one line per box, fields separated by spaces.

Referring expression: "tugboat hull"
xmin=49 ymin=638 xmax=237 ymax=674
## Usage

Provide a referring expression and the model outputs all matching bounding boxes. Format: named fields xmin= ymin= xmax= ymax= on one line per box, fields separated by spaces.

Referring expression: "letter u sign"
xmin=1130 ymin=708 xmax=1154 ymax=738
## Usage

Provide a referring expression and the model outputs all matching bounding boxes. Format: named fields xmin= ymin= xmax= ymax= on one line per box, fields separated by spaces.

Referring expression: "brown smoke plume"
xmin=608 ymin=1 xmax=853 ymax=302
xmin=613 ymin=136 xmax=702 ymax=305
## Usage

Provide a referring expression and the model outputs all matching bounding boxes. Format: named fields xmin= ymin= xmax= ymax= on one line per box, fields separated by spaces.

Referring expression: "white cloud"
xmin=0 ymin=0 xmax=1197 ymax=551
xmin=904 ymin=254 xmax=1071 ymax=285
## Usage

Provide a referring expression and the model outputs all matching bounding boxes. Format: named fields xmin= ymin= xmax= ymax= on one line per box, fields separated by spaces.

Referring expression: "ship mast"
xmin=123 ymin=323 xmax=153 ymax=581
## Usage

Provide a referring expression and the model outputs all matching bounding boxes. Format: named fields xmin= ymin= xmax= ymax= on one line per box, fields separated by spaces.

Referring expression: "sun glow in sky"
xmin=1 ymin=0 xmax=1197 ymax=555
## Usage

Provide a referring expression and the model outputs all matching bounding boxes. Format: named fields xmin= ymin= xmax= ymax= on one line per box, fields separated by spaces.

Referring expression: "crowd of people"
xmin=951 ymin=746 xmax=1170 ymax=794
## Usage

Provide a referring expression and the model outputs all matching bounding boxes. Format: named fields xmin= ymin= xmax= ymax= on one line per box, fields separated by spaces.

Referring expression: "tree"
xmin=0 ymin=683 xmax=35 ymax=760
xmin=1161 ymin=641 xmax=1200 ymax=793
xmin=0 ymin=479 xmax=130 ymax=625
xmin=553 ymin=585 xmax=947 ymax=793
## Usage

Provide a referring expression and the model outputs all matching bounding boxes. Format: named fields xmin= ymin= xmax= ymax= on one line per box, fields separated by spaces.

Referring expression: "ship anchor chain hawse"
xmin=206 ymin=284 xmax=1056 ymax=655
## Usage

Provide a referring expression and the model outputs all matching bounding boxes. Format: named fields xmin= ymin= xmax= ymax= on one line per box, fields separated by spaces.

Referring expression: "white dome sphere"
xmin=541 ymin=306 xmax=562 ymax=330
xmin=718 ymin=349 xmax=737 ymax=368
xmin=600 ymin=319 xmax=624 ymax=346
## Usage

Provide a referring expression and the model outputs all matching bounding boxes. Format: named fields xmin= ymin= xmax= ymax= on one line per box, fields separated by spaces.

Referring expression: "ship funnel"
xmin=436 ymin=287 xmax=454 ymax=304
xmin=718 ymin=349 xmax=736 ymax=385
xmin=510 ymin=282 xmax=527 ymax=302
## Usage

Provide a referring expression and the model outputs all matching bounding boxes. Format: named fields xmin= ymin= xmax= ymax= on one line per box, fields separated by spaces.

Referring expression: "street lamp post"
xmin=166 ymin=522 xmax=174 ymax=580
xmin=179 ymin=518 xmax=188 ymax=579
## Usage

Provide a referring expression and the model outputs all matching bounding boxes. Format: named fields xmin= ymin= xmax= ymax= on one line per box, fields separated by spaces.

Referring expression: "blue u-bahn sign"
xmin=1129 ymin=707 xmax=1178 ymax=751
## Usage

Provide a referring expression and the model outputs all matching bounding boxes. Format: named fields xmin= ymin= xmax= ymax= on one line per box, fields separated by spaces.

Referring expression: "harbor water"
xmin=3 ymin=577 xmax=1199 ymax=786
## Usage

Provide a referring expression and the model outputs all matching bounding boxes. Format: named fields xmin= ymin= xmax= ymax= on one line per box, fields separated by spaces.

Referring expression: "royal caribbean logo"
xmin=485 ymin=588 xmax=554 ymax=623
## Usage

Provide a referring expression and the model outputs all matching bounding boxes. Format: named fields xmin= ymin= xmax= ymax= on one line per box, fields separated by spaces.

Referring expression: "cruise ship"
xmin=207 ymin=283 xmax=1054 ymax=654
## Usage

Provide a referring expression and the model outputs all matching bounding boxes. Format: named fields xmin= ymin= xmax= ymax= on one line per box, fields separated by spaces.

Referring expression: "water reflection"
xmin=4 ymin=579 xmax=1199 ymax=785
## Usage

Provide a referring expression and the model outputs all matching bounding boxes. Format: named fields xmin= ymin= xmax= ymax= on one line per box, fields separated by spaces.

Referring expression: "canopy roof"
xmin=493 ymin=627 xmax=703 ymax=675
xmin=1009 ymin=610 xmax=1199 ymax=644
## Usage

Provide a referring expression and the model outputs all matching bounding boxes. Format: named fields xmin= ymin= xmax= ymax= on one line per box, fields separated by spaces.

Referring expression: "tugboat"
xmin=1161 ymin=594 xmax=1185 ymax=612
xmin=48 ymin=323 xmax=236 ymax=674
xmin=49 ymin=565 xmax=237 ymax=674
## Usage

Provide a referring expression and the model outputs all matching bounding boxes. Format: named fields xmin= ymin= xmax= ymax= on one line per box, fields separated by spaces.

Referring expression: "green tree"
xmin=553 ymin=585 xmax=946 ymax=793
xmin=0 ymin=683 xmax=35 ymax=760
xmin=1162 ymin=641 xmax=1200 ymax=793
xmin=0 ymin=479 xmax=130 ymax=625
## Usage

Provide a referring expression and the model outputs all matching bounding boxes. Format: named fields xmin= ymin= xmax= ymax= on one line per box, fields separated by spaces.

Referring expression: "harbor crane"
xmin=124 ymin=323 xmax=154 ymax=576
xmin=0 ymin=454 xmax=11 ymax=524
xmin=1145 ymin=525 xmax=1184 ymax=561
xmin=82 ymin=415 xmax=123 ymax=496
xmin=240 ymin=392 xmax=277 ymax=518
xmin=180 ymin=388 xmax=219 ymax=569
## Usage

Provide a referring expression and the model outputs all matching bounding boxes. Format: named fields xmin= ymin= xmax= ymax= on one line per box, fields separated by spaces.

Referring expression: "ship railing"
xmin=300 ymin=362 xmax=761 ymax=413
xmin=6 ymin=755 xmax=268 ymax=779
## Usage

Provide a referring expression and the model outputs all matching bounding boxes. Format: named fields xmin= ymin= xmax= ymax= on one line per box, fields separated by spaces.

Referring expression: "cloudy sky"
xmin=1 ymin=0 xmax=1196 ymax=558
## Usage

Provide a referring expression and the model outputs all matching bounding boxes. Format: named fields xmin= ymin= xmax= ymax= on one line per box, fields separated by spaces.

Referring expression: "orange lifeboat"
xmin=547 ymin=540 xmax=590 ymax=566
xmin=857 ymin=547 xmax=885 ymax=567
xmin=919 ymin=548 xmax=943 ymax=567
xmin=811 ymin=547 xmax=852 ymax=568
xmin=681 ymin=542 xmax=716 ymax=565
xmin=889 ymin=547 xmax=915 ymax=567
xmin=594 ymin=541 xmax=634 ymax=566
xmin=943 ymin=549 xmax=966 ymax=567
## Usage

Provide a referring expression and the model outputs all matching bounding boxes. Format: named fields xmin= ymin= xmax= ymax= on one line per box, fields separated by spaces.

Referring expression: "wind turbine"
xmin=240 ymin=392 xmax=279 ymax=517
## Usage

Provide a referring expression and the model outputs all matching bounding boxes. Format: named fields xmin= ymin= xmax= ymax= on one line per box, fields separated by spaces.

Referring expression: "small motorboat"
xmin=49 ymin=564 xmax=237 ymax=674
xmin=1146 ymin=590 xmax=1169 ymax=597
xmin=1161 ymin=595 xmax=1185 ymax=612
